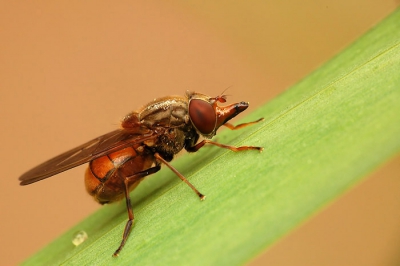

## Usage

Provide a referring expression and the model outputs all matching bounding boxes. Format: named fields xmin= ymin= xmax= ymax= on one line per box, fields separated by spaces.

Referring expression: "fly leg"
xmin=186 ymin=139 xmax=263 ymax=153
xmin=187 ymin=118 xmax=264 ymax=152
xmin=154 ymin=153 xmax=205 ymax=200
xmin=223 ymin=118 xmax=264 ymax=130
xmin=113 ymin=165 xmax=161 ymax=257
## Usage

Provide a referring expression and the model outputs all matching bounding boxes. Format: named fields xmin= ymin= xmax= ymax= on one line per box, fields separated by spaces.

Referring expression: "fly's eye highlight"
xmin=189 ymin=99 xmax=216 ymax=135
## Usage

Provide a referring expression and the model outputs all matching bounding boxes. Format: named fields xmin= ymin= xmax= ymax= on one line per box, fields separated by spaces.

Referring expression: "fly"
xmin=19 ymin=91 xmax=263 ymax=256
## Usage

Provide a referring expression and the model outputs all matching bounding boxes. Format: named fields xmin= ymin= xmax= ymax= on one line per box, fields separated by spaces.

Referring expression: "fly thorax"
xmin=156 ymin=128 xmax=185 ymax=155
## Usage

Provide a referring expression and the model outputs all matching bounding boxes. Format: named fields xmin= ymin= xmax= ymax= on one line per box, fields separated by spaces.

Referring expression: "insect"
xmin=19 ymin=91 xmax=263 ymax=256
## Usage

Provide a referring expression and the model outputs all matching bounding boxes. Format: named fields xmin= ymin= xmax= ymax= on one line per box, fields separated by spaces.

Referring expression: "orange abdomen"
xmin=85 ymin=145 xmax=154 ymax=204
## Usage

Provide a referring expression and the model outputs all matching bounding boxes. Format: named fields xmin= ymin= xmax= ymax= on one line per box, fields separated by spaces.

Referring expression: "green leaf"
xmin=22 ymin=9 xmax=400 ymax=266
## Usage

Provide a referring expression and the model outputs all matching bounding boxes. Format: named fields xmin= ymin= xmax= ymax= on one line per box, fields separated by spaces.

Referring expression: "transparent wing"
xmin=19 ymin=127 xmax=158 ymax=185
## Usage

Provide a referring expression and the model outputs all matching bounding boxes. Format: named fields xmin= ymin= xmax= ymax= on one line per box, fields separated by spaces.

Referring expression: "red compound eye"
xmin=189 ymin=99 xmax=216 ymax=135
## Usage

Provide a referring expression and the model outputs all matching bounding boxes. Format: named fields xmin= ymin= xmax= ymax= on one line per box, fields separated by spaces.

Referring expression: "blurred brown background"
xmin=1 ymin=2 xmax=399 ymax=265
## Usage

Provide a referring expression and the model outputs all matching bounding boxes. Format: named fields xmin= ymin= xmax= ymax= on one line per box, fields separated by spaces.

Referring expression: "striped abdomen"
xmin=85 ymin=145 xmax=154 ymax=204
